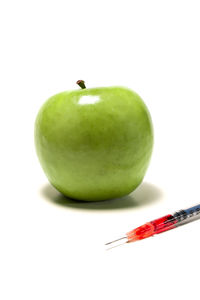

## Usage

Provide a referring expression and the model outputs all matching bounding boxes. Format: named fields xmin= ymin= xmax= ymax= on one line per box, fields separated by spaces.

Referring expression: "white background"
xmin=1 ymin=1 xmax=200 ymax=299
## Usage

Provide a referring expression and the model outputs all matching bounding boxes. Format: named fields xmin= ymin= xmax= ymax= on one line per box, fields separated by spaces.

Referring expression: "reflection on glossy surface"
xmin=78 ymin=95 xmax=100 ymax=105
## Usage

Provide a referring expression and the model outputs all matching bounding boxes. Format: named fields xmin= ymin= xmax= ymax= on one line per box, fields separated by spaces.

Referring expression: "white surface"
xmin=1 ymin=1 xmax=200 ymax=299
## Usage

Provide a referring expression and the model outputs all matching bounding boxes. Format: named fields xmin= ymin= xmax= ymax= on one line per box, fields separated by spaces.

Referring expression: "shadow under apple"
xmin=40 ymin=181 xmax=164 ymax=210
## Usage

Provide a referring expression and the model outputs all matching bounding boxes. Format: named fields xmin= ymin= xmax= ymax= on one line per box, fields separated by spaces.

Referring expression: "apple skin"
xmin=34 ymin=86 xmax=153 ymax=201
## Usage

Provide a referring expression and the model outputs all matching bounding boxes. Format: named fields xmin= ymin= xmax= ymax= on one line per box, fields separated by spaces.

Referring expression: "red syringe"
xmin=105 ymin=204 xmax=200 ymax=248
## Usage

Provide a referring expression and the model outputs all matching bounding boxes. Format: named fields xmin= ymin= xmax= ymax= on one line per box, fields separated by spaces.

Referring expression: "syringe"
xmin=105 ymin=204 xmax=200 ymax=248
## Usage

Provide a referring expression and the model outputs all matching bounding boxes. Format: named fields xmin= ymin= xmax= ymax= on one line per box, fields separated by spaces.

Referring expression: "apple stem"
xmin=76 ymin=80 xmax=86 ymax=89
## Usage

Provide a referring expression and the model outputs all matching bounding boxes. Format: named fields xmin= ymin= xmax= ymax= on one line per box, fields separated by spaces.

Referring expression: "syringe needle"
xmin=105 ymin=236 xmax=127 ymax=246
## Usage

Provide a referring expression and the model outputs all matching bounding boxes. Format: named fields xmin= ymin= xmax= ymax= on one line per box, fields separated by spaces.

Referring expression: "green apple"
xmin=34 ymin=81 xmax=153 ymax=201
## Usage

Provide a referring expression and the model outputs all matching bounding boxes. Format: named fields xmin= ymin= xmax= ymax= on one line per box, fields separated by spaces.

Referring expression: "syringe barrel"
xmin=173 ymin=204 xmax=200 ymax=224
xmin=126 ymin=204 xmax=200 ymax=243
